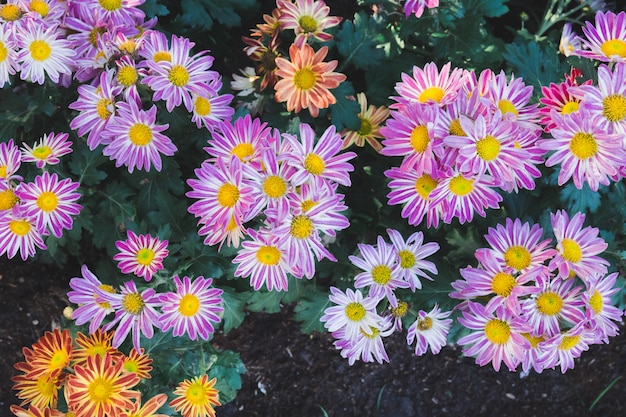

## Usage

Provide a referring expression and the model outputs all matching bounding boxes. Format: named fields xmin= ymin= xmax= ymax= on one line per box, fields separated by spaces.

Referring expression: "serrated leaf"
xmin=466 ymin=0 xmax=509 ymax=18
xmin=503 ymin=39 xmax=566 ymax=89
xmin=220 ymin=288 xmax=248 ymax=334
xmin=328 ymin=81 xmax=360 ymax=131
xmin=293 ymin=292 xmax=331 ymax=334
xmin=208 ymin=348 xmax=246 ymax=403
xmin=246 ymin=290 xmax=283 ymax=314
xmin=336 ymin=11 xmax=385 ymax=70
xmin=68 ymin=141 xmax=109 ymax=186
xmin=141 ymin=0 xmax=169 ymax=17
xmin=178 ymin=0 xmax=255 ymax=30
xmin=559 ymin=182 xmax=601 ymax=214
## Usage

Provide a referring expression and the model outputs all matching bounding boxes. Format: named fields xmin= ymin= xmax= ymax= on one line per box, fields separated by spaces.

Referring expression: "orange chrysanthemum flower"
xmin=274 ymin=43 xmax=346 ymax=117
xmin=12 ymin=361 xmax=61 ymax=409
xmin=169 ymin=375 xmax=221 ymax=417
xmin=341 ymin=92 xmax=390 ymax=153
xmin=9 ymin=404 xmax=52 ymax=417
xmin=72 ymin=329 xmax=120 ymax=368
xmin=65 ymin=353 xmax=140 ymax=417
xmin=242 ymin=35 xmax=282 ymax=91
xmin=121 ymin=348 xmax=153 ymax=380
xmin=120 ymin=393 xmax=169 ymax=417
xmin=25 ymin=329 xmax=73 ymax=381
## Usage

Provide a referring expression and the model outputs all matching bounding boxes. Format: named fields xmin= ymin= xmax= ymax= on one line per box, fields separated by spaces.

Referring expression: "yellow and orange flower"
xmin=274 ymin=43 xmax=346 ymax=117
xmin=12 ymin=361 xmax=62 ymax=409
xmin=25 ymin=329 xmax=73 ymax=382
xmin=9 ymin=404 xmax=52 ymax=417
xmin=341 ymin=92 xmax=390 ymax=153
xmin=121 ymin=348 xmax=153 ymax=380
xmin=120 ymin=393 xmax=169 ymax=417
xmin=71 ymin=329 xmax=119 ymax=368
xmin=242 ymin=35 xmax=282 ymax=91
xmin=169 ymin=374 xmax=221 ymax=417
xmin=65 ymin=353 xmax=140 ymax=417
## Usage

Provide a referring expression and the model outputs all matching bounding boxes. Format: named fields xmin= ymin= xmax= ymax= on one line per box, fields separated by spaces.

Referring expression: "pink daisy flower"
xmin=333 ymin=316 xmax=394 ymax=365
xmin=142 ymin=34 xmax=218 ymax=112
xmin=559 ymin=22 xmax=582 ymax=57
xmin=73 ymin=0 xmax=145 ymax=27
xmin=406 ymin=304 xmax=452 ymax=356
xmin=483 ymin=70 xmax=541 ymax=132
xmin=282 ymin=123 xmax=356 ymax=187
xmin=539 ymin=323 xmax=598 ymax=373
xmin=519 ymin=332 xmax=550 ymax=374
xmin=190 ymin=88 xmax=234 ymax=132
xmin=577 ymin=10 xmax=626 ymax=62
xmin=475 ymin=217 xmax=554 ymax=274
xmin=0 ymin=139 xmax=23 ymax=182
xmin=159 ymin=275 xmax=223 ymax=341
xmin=0 ymin=24 xmax=19 ymax=86
xmin=69 ymin=70 xmax=122 ymax=150
xmin=538 ymin=68 xmax=589 ymax=131
xmin=458 ymin=301 xmax=532 ymax=372
xmin=277 ymin=0 xmax=342 ymax=47
xmin=15 ymin=172 xmax=81 ymax=238
xmin=573 ymin=61 xmax=626 ymax=134
xmin=233 ymin=228 xmax=290 ymax=291
xmin=521 ymin=273 xmax=586 ymax=337
xmin=380 ymin=103 xmax=440 ymax=175
xmin=386 ymin=228 xmax=438 ymax=291
xmin=539 ymin=109 xmax=625 ymax=191
xmin=67 ymin=264 xmax=116 ymax=334
xmin=583 ymin=272 xmax=623 ymax=343
xmin=403 ymin=0 xmax=439 ymax=18
xmin=113 ymin=54 xmax=141 ymax=100
xmin=113 ymin=230 xmax=169 ymax=282
xmin=384 ymin=166 xmax=442 ymax=228
xmin=351 ymin=235 xmax=409 ymax=307
xmin=320 ymin=286 xmax=383 ymax=342
xmin=548 ymin=210 xmax=609 ymax=280
xmin=204 ymin=114 xmax=271 ymax=167
xmin=428 ymin=170 xmax=502 ymax=225
xmin=20 ymin=132 xmax=72 ymax=168
xmin=0 ymin=210 xmax=46 ymax=260
xmin=100 ymin=280 xmax=162 ymax=352
xmin=392 ymin=61 xmax=465 ymax=108
xmin=16 ymin=20 xmax=75 ymax=85
xmin=102 ymin=97 xmax=177 ymax=173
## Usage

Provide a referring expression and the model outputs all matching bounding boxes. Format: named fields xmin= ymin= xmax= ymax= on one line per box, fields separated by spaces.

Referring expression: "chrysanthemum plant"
xmin=4 ymin=0 xmax=626 ymax=415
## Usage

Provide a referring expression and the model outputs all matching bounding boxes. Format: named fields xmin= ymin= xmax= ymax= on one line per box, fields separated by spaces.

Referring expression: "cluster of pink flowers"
xmin=451 ymin=211 xmax=623 ymax=373
xmin=0 ymin=133 xmax=81 ymax=260
xmin=68 ymin=264 xmax=224 ymax=353
xmin=402 ymin=0 xmax=439 ymax=18
xmin=187 ymin=114 xmax=356 ymax=291
xmin=382 ymin=62 xmax=545 ymax=227
xmin=320 ymin=228 xmax=452 ymax=365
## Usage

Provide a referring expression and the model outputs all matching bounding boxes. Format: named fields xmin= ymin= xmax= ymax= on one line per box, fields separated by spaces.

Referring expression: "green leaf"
xmin=140 ymin=0 xmax=169 ymax=17
xmin=208 ymin=348 xmax=246 ymax=404
xmin=336 ymin=11 xmax=385 ymax=70
xmin=503 ymin=39 xmax=566 ymax=89
xmin=68 ymin=140 xmax=109 ymax=186
xmin=559 ymin=182 xmax=601 ymax=214
xmin=293 ymin=291 xmax=331 ymax=334
xmin=328 ymin=81 xmax=360 ymax=131
xmin=466 ymin=0 xmax=509 ymax=18
xmin=220 ymin=288 xmax=248 ymax=334
xmin=246 ymin=289 xmax=283 ymax=314
xmin=178 ymin=0 xmax=255 ymax=30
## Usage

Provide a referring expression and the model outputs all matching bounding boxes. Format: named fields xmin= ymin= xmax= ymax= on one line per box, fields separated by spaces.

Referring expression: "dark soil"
xmin=2 ymin=257 xmax=625 ymax=417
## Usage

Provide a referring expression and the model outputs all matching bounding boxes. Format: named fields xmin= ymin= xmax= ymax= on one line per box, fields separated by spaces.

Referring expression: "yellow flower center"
xmin=122 ymin=292 xmax=145 ymax=315
xmin=491 ymin=272 xmax=516 ymax=297
xmin=293 ymin=67 xmax=316 ymax=90
xmin=123 ymin=358 xmax=140 ymax=373
xmin=561 ymin=101 xmax=579 ymax=115
xmin=36 ymin=376 xmax=56 ymax=398
xmin=98 ymin=0 xmax=122 ymax=11
xmin=415 ymin=174 xmax=438 ymax=200
xmin=303 ymin=152 xmax=325 ymax=175
xmin=345 ymin=302 xmax=366 ymax=321
xmin=558 ymin=334 xmax=580 ymax=351
xmin=29 ymin=40 xmax=51 ymax=61
xmin=503 ymin=245 xmax=531 ymax=270
xmin=398 ymin=249 xmax=415 ymax=269
xmin=391 ymin=300 xmax=408 ymax=318
xmin=88 ymin=377 xmax=113 ymax=403
xmin=0 ymin=4 xmax=22 ymax=21
xmin=168 ymin=64 xmax=190 ymax=87
xmin=135 ymin=248 xmax=155 ymax=266
xmin=97 ymin=98 xmax=113 ymax=120
xmin=290 ymin=214 xmax=314 ymax=239
xmin=371 ymin=265 xmax=392 ymax=285
xmin=497 ymin=99 xmax=519 ymax=116
xmin=117 ymin=66 xmax=138 ymax=87
xmin=231 ymin=143 xmax=254 ymax=161
xmin=262 ymin=175 xmax=287 ymax=198
xmin=602 ymin=94 xmax=626 ymax=123
xmin=417 ymin=316 xmax=433 ymax=331
xmin=476 ymin=135 xmax=501 ymax=161
xmin=484 ymin=319 xmax=511 ymax=345
xmin=29 ymin=0 xmax=49 ymax=17
xmin=216 ymin=183 xmax=240 ymax=208
xmin=50 ymin=349 xmax=69 ymax=370
xmin=300 ymin=199 xmax=318 ymax=212
xmin=0 ymin=189 xmax=19 ymax=211
xmin=9 ymin=219 xmax=30 ymax=236
xmin=589 ymin=290 xmax=603 ymax=314
xmin=86 ymin=343 xmax=109 ymax=358
xmin=600 ymin=39 xmax=626 ymax=58
xmin=521 ymin=332 xmax=544 ymax=348
xmin=88 ymin=27 xmax=107 ymax=47
xmin=153 ymin=51 xmax=171 ymax=62
xmin=256 ymin=245 xmax=281 ymax=266
xmin=569 ymin=132 xmax=597 ymax=159
xmin=36 ymin=191 xmax=59 ymax=212
xmin=358 ymin=118 xmax=373 ymax=136
xmin=194 ymin=96 xmax=211 ymax=116
xmin=128 ymin=123 xmax=152 ymax=146
xmin=409 ymin=125 xmax=430 ymax=153
xmin=95 ymin=284 xmax=116 ymax=309
xmin=449 ymin=175 xmax=474 ymax=197
xmin=0 ymin=165 xmax=6 ymax=178
xmin=32 ymin=145 xmax=53 ymax=160
xmin=298 ymin=15 xmax=318 ymax=33
xmin=448 ymin=118 xmax=466 ymax=136
xmin=536 ymin=291 xmax=563 ymax=316
xmin=419 ymin=86 xmax=445 ymax=103
xmin=0 ymin=41 xmax=7 ymax=63
xmin=118 ymin=40 xmax=136 ymax=54
xmin=560 ymin=238 xmax=582 ymax=263
xmin=185 ymin=380 xmax=210 ymax=405
xmin=178 ymin=293 xmax=200 ymax=317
